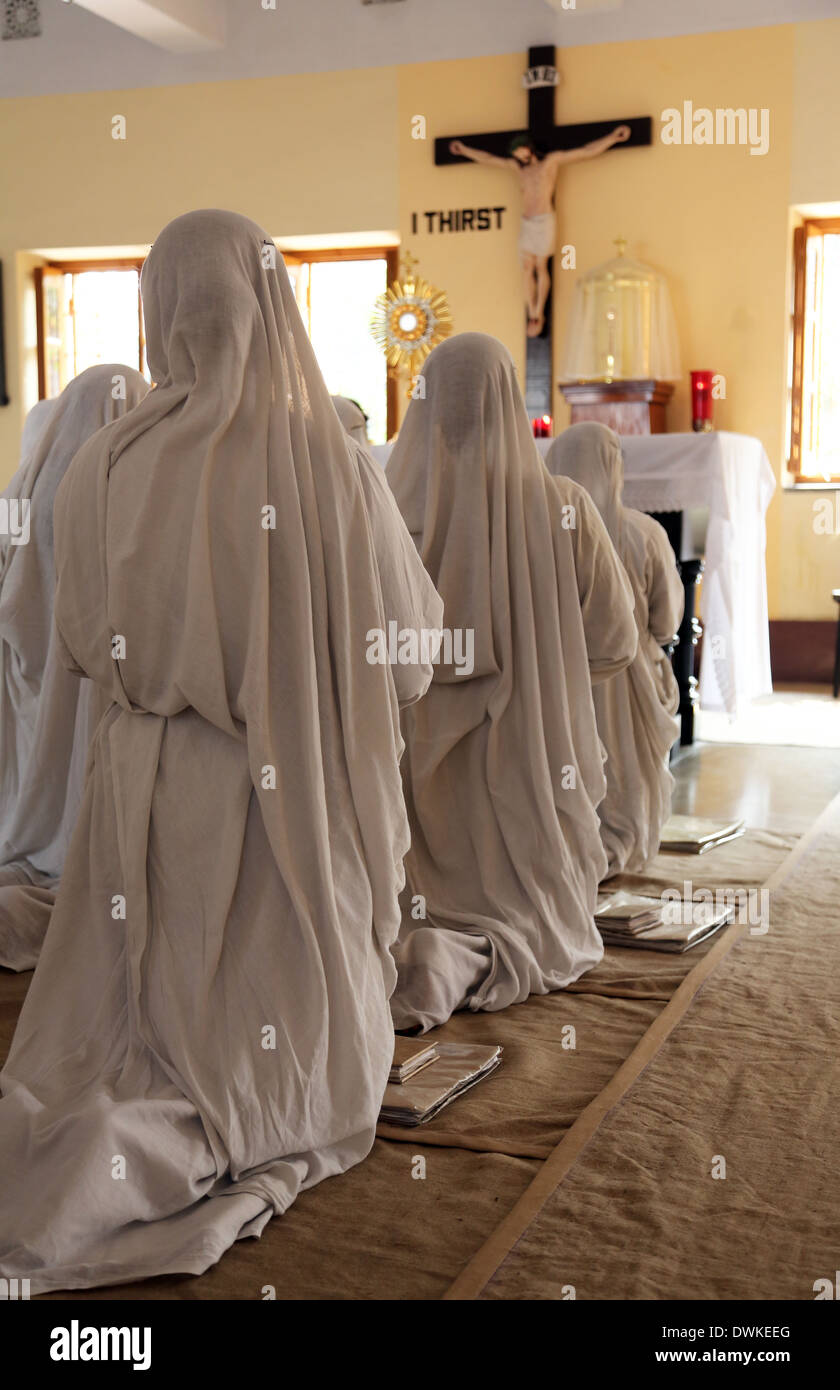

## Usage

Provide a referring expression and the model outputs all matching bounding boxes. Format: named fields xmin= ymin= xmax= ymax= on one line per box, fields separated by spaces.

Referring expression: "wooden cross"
xmin=435 ymin=44 xmax=651 ymax=419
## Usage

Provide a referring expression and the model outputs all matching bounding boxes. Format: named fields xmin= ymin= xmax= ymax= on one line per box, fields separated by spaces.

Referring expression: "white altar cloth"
xmin=371 ymin=431 xmax=776 ymax=715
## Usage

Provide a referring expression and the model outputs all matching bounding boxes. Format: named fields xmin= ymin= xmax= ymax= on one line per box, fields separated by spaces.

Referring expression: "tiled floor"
xmin=697 ymin=683 xmax=840 ymax=748
xmin=672 ymin=738 xmax=840 ymax=835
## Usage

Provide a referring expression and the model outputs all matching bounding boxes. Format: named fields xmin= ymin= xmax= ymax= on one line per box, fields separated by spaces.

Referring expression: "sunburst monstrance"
xmin=369 ymin=251 xmax=453 ymax=386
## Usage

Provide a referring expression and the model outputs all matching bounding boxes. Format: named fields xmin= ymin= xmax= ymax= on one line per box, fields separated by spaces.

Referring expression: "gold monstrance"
xmin=370 ymin=251 xmax=453 ymax=393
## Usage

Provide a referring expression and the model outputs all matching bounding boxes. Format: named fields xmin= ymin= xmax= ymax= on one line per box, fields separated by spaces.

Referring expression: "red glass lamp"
xmin=690 ymin=371 xmax=714 ymax=432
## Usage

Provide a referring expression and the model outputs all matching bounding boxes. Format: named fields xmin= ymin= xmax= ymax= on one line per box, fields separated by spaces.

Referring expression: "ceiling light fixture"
xmin=2 ymin=1 xmax=41 ymax=40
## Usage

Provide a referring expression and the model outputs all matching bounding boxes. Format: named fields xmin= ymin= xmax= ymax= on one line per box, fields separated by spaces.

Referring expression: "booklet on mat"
xmin=379 ymin=1042 xmax=502 ymax=1127
xmin=598 ymin=900 xmax=734 ymax=953
xmin=660 ymin=815 xmax=746 ymax=854
xmin=595 ymin=890 xmax=663 ymax=931
xmin=390 ymin=1036 xmax=438 ymax=1084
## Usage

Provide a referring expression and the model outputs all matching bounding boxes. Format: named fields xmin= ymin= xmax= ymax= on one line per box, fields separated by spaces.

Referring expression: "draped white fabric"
xmin=0 ymin=210 xmax=442 ymax=1293
xmin=331 ymin=395 xmax=370 ymax=446
xmin=386 ymin=334 xmax=638 ymax=1032
xmin=372 ymin=431 xmax=775 ymax=716
xmin=546 ymin=423 xmax=683 ymax=875
xmin=617 ymin=432 xmax=775 ymax=713
xmin=18 ymin=398 xmax=58 ymax=472
xmin=0 ymin=367 xmax=149 ymax=970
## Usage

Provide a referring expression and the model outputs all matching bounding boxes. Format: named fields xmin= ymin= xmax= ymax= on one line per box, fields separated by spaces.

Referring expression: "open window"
xmin=34 ymin=247 xmax=398 ymax=441
xmin=282 ymin=247 xmax=398 ymax=443
xmin=35 ymin=259 xmax=147 ymax=399
xmin=788 ymin=217 xmax=840 ymax=484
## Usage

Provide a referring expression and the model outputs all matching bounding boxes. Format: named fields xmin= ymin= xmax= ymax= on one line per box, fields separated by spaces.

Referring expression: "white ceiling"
xmin=2 ymin=0 xmax=839 ymax=98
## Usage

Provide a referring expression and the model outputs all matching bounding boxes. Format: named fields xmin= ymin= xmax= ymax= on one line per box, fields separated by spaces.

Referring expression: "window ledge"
xmin=784 ymin=476 xmax=840 ymax=491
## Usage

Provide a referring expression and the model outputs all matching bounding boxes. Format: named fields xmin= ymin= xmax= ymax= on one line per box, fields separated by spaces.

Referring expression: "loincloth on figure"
xmin=518 ymin=212 xmax=556 ymax=259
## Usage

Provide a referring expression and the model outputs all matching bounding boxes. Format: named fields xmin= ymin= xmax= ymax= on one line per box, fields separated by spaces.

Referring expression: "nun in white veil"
xmin=0 ymin=366 xmax=149 ymax=970
xmin=546 ymin=422 xmax=684 ymax=875
xmin=0 ymin=400 xmax=57 ymax=574
xmin=331 ymin=395 xmax=371 ymax=447
xmin=19 ymin=398 xmax=58 ymax=466
xmin=0 ymin=209 xmax=442 ymax=1294
xmin=386 ymin=333 xmax=638 ymax=1033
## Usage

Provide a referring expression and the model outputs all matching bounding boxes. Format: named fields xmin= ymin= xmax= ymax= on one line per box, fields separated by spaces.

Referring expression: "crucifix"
xmin=435 ymin=44 xmax=651 ymax=418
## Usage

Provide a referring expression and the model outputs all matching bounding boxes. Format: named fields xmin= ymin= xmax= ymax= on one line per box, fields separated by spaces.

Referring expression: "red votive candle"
xmin=691 ymin=371 xmax=714 ymax=432
xmin=532 ymin=414 xmax=553 ymax=438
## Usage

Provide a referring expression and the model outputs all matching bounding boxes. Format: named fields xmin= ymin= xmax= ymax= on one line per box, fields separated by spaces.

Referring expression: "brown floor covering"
xmin=475 ymin=789 xmax=840 ymax=1300
xmin=2 ymin=742 xmax=839 ymax=1299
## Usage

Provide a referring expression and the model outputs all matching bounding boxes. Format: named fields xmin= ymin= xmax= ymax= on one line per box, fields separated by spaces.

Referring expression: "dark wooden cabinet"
xmin=559 ymin=379 xmax=674 ymax=435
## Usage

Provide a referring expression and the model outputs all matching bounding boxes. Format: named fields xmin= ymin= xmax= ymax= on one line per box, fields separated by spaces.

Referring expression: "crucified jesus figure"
xmin=450 ymin=125 xmax=631 ymax=337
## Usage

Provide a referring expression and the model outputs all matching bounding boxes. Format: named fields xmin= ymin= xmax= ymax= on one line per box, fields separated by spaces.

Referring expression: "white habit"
xmin=0 ymin=210 xmax=441 ymax=1293
xmin=387 ymin=333 xmax=637 ymax=1032
xmin=0 ymin=366 xmax=149 ymax=970
xmin=546 ymin=423 xmax=684 ymax=875
xmin=331 ymin=395 xmax=371 ymax=447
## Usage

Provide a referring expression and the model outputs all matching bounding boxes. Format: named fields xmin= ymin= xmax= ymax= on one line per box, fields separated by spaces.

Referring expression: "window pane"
xmin=42 ymin=273 xmax=71 ymax=398
xmin=814 ymin=234 xmax=840 ymax=476
xmin=71 ymin=270 xmax=140 ymax=378
xmin=308 ymin=259 xmax=388 ymax=444
xmin=285 ymin=261 xmax=310 ymax=329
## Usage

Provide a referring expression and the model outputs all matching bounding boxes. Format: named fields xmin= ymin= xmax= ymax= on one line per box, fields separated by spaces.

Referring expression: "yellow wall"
xmin=0 ymin=66 xmax=399 ymax=448
xmin=400 ymin=32 xmax=793 ymax=447
xmin=2 ymin=21 xmax=839 ymax=620
xmin=777 ymin=18 xmax=840 ymax=621
xmin=397 ymin=55 xmax=529 ymax=400
xmin=399 ymin=30 xmax=828 ymax=621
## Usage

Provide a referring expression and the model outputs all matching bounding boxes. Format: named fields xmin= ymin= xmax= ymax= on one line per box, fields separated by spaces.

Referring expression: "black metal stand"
xmin=673 ymin=559 xmax=704 ymax=745
xmin=647 ymin=510 xmax=703 ymax=746
xmin=833 ymin=590 xmax=840 ymax=699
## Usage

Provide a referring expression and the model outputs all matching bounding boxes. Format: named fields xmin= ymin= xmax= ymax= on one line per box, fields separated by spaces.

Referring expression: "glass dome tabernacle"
xmin=560 ymin=238 xmax=681 ymax=384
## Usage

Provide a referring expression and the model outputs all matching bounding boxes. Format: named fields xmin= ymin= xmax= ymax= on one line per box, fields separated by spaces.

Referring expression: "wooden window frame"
xmin=281 ymin=245 xmax=399 ymax=439
xmin=789 ymin=217 xmax=840 ymax=486
xmin=35 ymin=256 xmax=146 ymax=399
xmin=35 ymin=246 xmax=398 ymax=435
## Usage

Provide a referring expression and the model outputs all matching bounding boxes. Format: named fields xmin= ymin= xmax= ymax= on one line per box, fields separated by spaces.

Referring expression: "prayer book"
xmin=379 ymin=1042 xmax=502 ymax=1126
xmin=390 ymin=1036 xmax=439 ymax=1084
xmin=595 ymin=890 xmax=663 ymax=932
xmin=598 ymin=899 xmax=734 ymax=953
xmin=660 ymin=815 xmax=746 ymax=854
